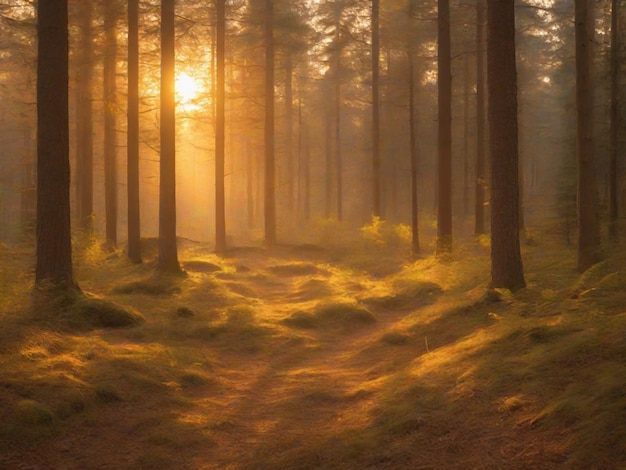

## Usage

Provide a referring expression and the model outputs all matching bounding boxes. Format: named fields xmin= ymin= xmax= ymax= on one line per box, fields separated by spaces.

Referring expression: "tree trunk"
xmin=575 ymin=0 xmax=602 ymax=271
xmin=372 ymin=0 xmax=381 ymax=217
xmin=487 ymin=0 xmax=525 ymax=291
xmin=437 ymin=0 xmax=452 ymax=254
xmin=127 ymin=0 xmax=142 ymax=263
xmin=264 ymin=0 xmax=277 ymax=247
xmin=215 ymin=0 xmax=227 ymax=254
xmin=36 ymin=0 xmax=75 ymax=287
xmin=475 ymin=0 xmax=486 ymax=236
xmin=104 ymin=0 xmax=118 ymax=248
xmin=158 ymin=0 xmax=182 ymax=273
xmin=609 ymin=0 xmax=619 ymax=240
xmin=285 ymin=54 xmax=295 ymax=214
xmin=407 ymin=8 xmax=420 ymax=255
xmin=75 ymin=0 xmax=94 ymax=232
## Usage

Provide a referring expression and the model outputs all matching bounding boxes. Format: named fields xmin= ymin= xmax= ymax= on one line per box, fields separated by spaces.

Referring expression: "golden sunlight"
xmin=176 ymin=72 xmax=202 ymax=108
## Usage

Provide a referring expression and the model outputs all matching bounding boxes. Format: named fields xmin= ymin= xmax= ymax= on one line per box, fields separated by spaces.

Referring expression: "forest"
xmin=0 ymin=0 xmax=625 ymax=468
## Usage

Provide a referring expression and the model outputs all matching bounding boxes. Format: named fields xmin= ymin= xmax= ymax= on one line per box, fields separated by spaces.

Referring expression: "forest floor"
xmin=1 ymin=229 xmax=625 ymax=469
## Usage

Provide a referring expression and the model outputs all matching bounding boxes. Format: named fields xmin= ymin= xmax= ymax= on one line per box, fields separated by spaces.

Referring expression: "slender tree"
xmin=372 ymin=0 xmax=381 ymax=217
xmin=408 ymin=0 xmax=420 ymax=254
xmin=35 ymin=0 xmax=75 ymax=288
xmin=127 ymin=0 xmax=142 ymax=263
xmin=437 ymin=0 xmax=452 ymax=253
xmin=575 ymin=0 xmax=601 ymax=271
xmin=264 ymin=0 xmax=277 ymax=247
xmin=475 ymin=0 xmax=486 ymax=236
xmin=215 ymin=0 xmax=227 ymax=254
xmin=103 ymin=0 xmax=118 ymax=248
xmin=158 ymin=0 xmax=182 ymax=273
xmin=609 ymin=0 xmax=620 ymax=240
xmin=487 ymin=0 xmax=525 ymax=290
xmin=75 ymin=0 xmax=94 ymax=232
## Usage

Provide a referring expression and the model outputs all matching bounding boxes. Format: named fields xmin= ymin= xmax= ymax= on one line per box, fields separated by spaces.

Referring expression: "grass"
xmin=1 ymin=233 xmax=626 ymax=468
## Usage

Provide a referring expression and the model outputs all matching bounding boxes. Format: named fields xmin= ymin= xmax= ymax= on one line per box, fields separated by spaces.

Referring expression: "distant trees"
xmin=35 ymin=0 xmax=75 ymax=288
xmin=487 ymin=0 xmax=525 ymax=290
xmin=264 ymin=0 xmax=277 ymax=248
xmin=371 ymin=0 xmax=381 ymax=217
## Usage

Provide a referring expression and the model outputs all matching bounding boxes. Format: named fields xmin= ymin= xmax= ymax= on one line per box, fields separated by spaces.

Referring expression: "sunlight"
xmin=176 ymin=72 xmax=203 ymax=110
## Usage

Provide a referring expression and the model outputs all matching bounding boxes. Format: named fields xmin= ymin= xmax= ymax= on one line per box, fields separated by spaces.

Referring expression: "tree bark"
xmin=372 ymin=0 xmax=381 ymax=217
xmin=104 ymin=0 xmax=118 ymax=248
xmin=437 ymin=0 xmax=452 ymax=254
xmin=487 ymin=0 xmax=525 ymax=291
xmin=36 ymin=0 xmax=75 ymax=287
xmin=609 ymin=0 xmax=619 ymax=240
xmin=158 ymin=0 xmax=182 ymax=273
xmin=264 ymin=0 xmax=277 ymax=247
xmin=575 ymin=0 xmax=601 ymax=271
xmin=127 ymin=0 xmax=142 ymax=263
xmin=475 ymin=0 xmax=486 ymax=236
xmin=75 ymin=0 xmax=94 ymax=232
xmin=215 ymin=0 xmax=227 ymax=254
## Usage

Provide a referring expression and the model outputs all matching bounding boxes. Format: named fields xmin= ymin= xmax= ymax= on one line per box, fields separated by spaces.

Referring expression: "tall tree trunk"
xmin=576 ymin=0 xmax=601 ymax=271
xmin=215 ymin=0 xmax=227 ymax=254
xmin=127 ymin=0 xmax=142 ymax=263
xmin=324 ymin=113 xmax=332 ymax=219
xmin=264 ymin=0 xmax=276 ymax=247
xmin=437 ymin=0 xmax=452 ymax=253
xmin=75 ymin=0 xmax=93 ymax=232
xmin=285 ymin=54 xmax=295 ymax=214
xmin=609 ymin=0 xmax=619 ymax=240
xmin=475 ymin=0 xmax=486 ymax=236
xmin=334 ymin=8 xmax=343 ymax=222
xmin=36 ymin=0 xmax=75 ymax=287
xmin=487 ymin=0 xmax=525 ymax=291
xmin=372 ymin=0 xmax=381 ymax=217
xmin=158 ymin=0 xmax=182 ymax=273
xmin=104 ymin=0 xmax=118 ymax=248
xmin=463 ymin=49 xmax=470 ymax=222
xmin=409 ymin=50 xmax=420 ymax=255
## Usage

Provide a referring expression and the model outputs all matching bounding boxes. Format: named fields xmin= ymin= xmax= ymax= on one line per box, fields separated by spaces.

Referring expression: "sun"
xmin=175 ymin=72 xmax=202 ymax=107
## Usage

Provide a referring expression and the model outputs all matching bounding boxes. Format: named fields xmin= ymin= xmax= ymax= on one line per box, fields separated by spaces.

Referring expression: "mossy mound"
xmin=182 ymin=260 xmax=222 ymax=273
xmin=267 ymin=262 xmax=326 ymax=277
xmin=282 ymin=310 xmax=318 ymax=329
xmin=112 ymin=276 xmax=182 ymax=296
xmin=64 ymin=295 xmax=144 ymax=329
xmin=314 ymin=300 xmax=376 ymax=325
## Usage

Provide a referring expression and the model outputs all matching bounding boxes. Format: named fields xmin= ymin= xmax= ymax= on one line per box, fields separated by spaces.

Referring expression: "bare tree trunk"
xmin=215 ymin=0 xmax=227 ymax=254
xmin=487 ymin=0 xmax=525 ymax=291
xmin=609 ymin=0 xmax=620 ymax=240
xmin=104 ymin=0 xmax=118 ymax=248
xmin=285 ymin=54 xmax=295 ymax=214
xmin=407 ymin=1 xmax=420 ymax=255
xmin=372 ymin=0 xmax=381 ymax=217
xmin=36 ymin=0 xmax=75 ymax=288
xmin=576 ymin=0 xmax=602 ymax=271
xmin=75 ymin=0 xmax=93 ymax=232
xmin=437 ymin=0 xmax=452 ymax=254
xmin=158 ymin=0 xmax=182 ymax=274
xmin=264 ymin=0 xmax=277 ymax=247
xmin=475 ymin=0 xmax=486 ymax=236
xmin=127 ymin=0 xmax=142 ymax=263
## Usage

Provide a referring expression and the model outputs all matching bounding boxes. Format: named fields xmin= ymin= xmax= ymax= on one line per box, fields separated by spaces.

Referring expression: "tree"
xmin=215 ymin=0 xmax=227 ymax=254
xmin=487 ymin=0 xmax=525 ymax=291
xmin=408 ymin=0 xmax=420 ymax=255
xmin=437 ymin=0 xmax=452 ymax=254
xmin=35 ymin=0 xmax=75 ymax=287
xmin=264 ymin=0 xmax=277 ymax=247
xmin=475 ymin=0 xmax=486 ymax=236
xmin=104 ymin=0 xmax=119 ymax=248
xmin=372 ymin=0 xmax=381 ymax=217
xmin=158 ymin=0 xmax=182 ymax=273
xmin=127 ymin=0 xmax=142 ymax=263
xmin=75 ymin=0 xmax=94 ymax=232
xmin=575 ymin=0 xmax=601 ymax=271
xmin=609 ymin=0 xmax=619 ymax=240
